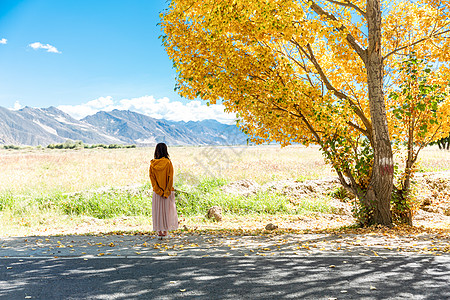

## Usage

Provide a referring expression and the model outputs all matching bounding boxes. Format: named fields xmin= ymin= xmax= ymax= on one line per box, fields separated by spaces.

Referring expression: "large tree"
xmin=161 ymin=0 xmax=450 ymax=226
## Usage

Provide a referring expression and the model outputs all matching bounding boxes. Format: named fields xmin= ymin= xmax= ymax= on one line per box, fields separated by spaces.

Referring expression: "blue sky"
xmin=0 ymin=0 xmax=234 ymax=123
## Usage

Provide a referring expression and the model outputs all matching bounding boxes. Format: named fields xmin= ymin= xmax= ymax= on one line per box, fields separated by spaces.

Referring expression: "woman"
xmin=149 ymin=143 xmax=178 ymax=239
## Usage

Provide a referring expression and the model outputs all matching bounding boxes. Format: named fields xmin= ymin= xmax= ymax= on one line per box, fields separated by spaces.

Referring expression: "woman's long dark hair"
xmin=154 ymin=143 xmax=170 ymax=159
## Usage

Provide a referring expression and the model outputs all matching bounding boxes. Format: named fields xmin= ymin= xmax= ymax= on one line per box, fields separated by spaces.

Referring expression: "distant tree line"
xmin=431 ymin=135 xmax=450 ymax=150
xmin=2 ymin=145 xmax=21 ymax=150
xmin=1 ymin=140 xmax=136 ymax=150
xmin=47 ymin=140 xmax=136 ymax=149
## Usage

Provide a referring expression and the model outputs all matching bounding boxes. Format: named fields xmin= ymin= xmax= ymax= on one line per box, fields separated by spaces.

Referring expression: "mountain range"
xmin=0 ymin=106 xmax=248 ymax=146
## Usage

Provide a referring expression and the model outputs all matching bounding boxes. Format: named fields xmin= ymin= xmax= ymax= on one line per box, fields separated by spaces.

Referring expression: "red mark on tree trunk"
xmin=380 ymin=157 xmax=394 ymax=176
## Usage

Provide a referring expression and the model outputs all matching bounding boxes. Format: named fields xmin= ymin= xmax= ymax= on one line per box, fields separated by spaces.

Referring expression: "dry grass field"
xmin=0 ymin=145 xmax=449 ymax=236
xmin=0 ymin=145 xmax=335 ymax=194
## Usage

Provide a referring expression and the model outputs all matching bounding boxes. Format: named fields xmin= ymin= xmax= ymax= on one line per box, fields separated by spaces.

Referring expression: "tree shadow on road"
xmin=1 ymin=255 xmax=449 ymax=299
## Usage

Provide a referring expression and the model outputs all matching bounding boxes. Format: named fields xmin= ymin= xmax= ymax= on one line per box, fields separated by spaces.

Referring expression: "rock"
xmin=265 ymin=223 xmax=278 ymax=231
xmin=207 ymin=206 xmax=223 ymax=222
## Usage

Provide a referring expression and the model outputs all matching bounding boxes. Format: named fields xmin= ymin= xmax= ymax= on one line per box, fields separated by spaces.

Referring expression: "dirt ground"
xmin=217 ymin=171 xmax=450 ymax=231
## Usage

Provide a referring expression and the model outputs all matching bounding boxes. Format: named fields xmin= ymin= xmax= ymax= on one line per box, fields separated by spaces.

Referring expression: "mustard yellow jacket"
xmin=149 ymin=157 xmax=174 ymax=198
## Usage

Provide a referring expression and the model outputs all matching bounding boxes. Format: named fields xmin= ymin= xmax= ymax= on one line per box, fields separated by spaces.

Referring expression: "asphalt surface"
xmin=1 ymin=234 xmax=449 ymax=299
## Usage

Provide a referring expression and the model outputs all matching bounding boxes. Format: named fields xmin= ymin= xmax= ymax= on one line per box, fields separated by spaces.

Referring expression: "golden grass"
xmin=1 ymin=145 xmax=448 ymax=195
xmin=0 ymin=145 xmax=336 ymax=195
xmin=411 ymin=146 xmax=450 ymax=172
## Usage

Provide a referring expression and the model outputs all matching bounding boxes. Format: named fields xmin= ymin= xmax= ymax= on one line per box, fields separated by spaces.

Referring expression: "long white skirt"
xmin=152 ymin=191 xmax=178 ymax=232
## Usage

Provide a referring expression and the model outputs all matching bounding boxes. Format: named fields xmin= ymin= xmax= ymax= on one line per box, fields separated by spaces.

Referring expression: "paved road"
xmin=1 ymin=234 xmax=449 ymax=299
xmin=1 ymin=255 xmax=449 ymax=299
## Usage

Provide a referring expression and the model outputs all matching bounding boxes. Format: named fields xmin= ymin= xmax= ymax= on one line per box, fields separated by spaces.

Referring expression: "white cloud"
xmin=85 ymin=96 xmax=114 ymax=109
xmin=28 ymin=42 xmax=61 ymax=53
xmin=9 ymin=101 xmax=23 ymax=111
xmin=0 ymin=38 xmax=7 ymax=44
xmin=58 ymin=95 xmax=237 ymax=124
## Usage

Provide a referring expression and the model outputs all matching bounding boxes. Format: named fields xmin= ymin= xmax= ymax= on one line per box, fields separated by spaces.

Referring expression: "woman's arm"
xmin=163 ymin=161 xmax=174 ymax=198
xmin=150 ymin=166 xmax=164 ymax=196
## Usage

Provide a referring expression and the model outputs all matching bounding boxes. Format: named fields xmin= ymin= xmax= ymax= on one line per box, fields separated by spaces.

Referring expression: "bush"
xmin=2 ymin=145 xmax=21 ymax=150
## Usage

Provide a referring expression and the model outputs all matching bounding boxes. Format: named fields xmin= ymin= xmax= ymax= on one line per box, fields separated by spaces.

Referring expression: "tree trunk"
xmin=364 ymin=0 xmax=393 ymax=226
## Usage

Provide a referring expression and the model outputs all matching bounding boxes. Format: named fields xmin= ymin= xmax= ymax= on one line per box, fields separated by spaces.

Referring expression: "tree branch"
xmin=302 ymin=43 xmax=374 ymax=144
xmin=383 ymin=29 xmax=450 ymax=61
xmin=254 ymin=96 xmax=323 ymax=144
xmin=347 ymin=121 xmax=370 ymax=137
xmin=344 ymin=168 xmax=366 ymax=200
xmin=308 ymin=0 xmax=368 ymax=64
xmin=293 ymin=104 xmax=323 ymax=144
xmin=323 ymin=0 xmax=366 ymax=18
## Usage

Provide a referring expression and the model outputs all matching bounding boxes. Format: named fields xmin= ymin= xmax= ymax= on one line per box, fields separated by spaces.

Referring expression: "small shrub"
xmin=329 ymin=186 xmax=354 ymax=202
xmin=3 ymin=145 xmax=21 ymax=150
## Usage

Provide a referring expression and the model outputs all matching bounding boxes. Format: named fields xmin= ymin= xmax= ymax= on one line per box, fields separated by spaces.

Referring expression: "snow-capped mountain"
xmin=0 ymin=106 xmax=248 ymax=146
